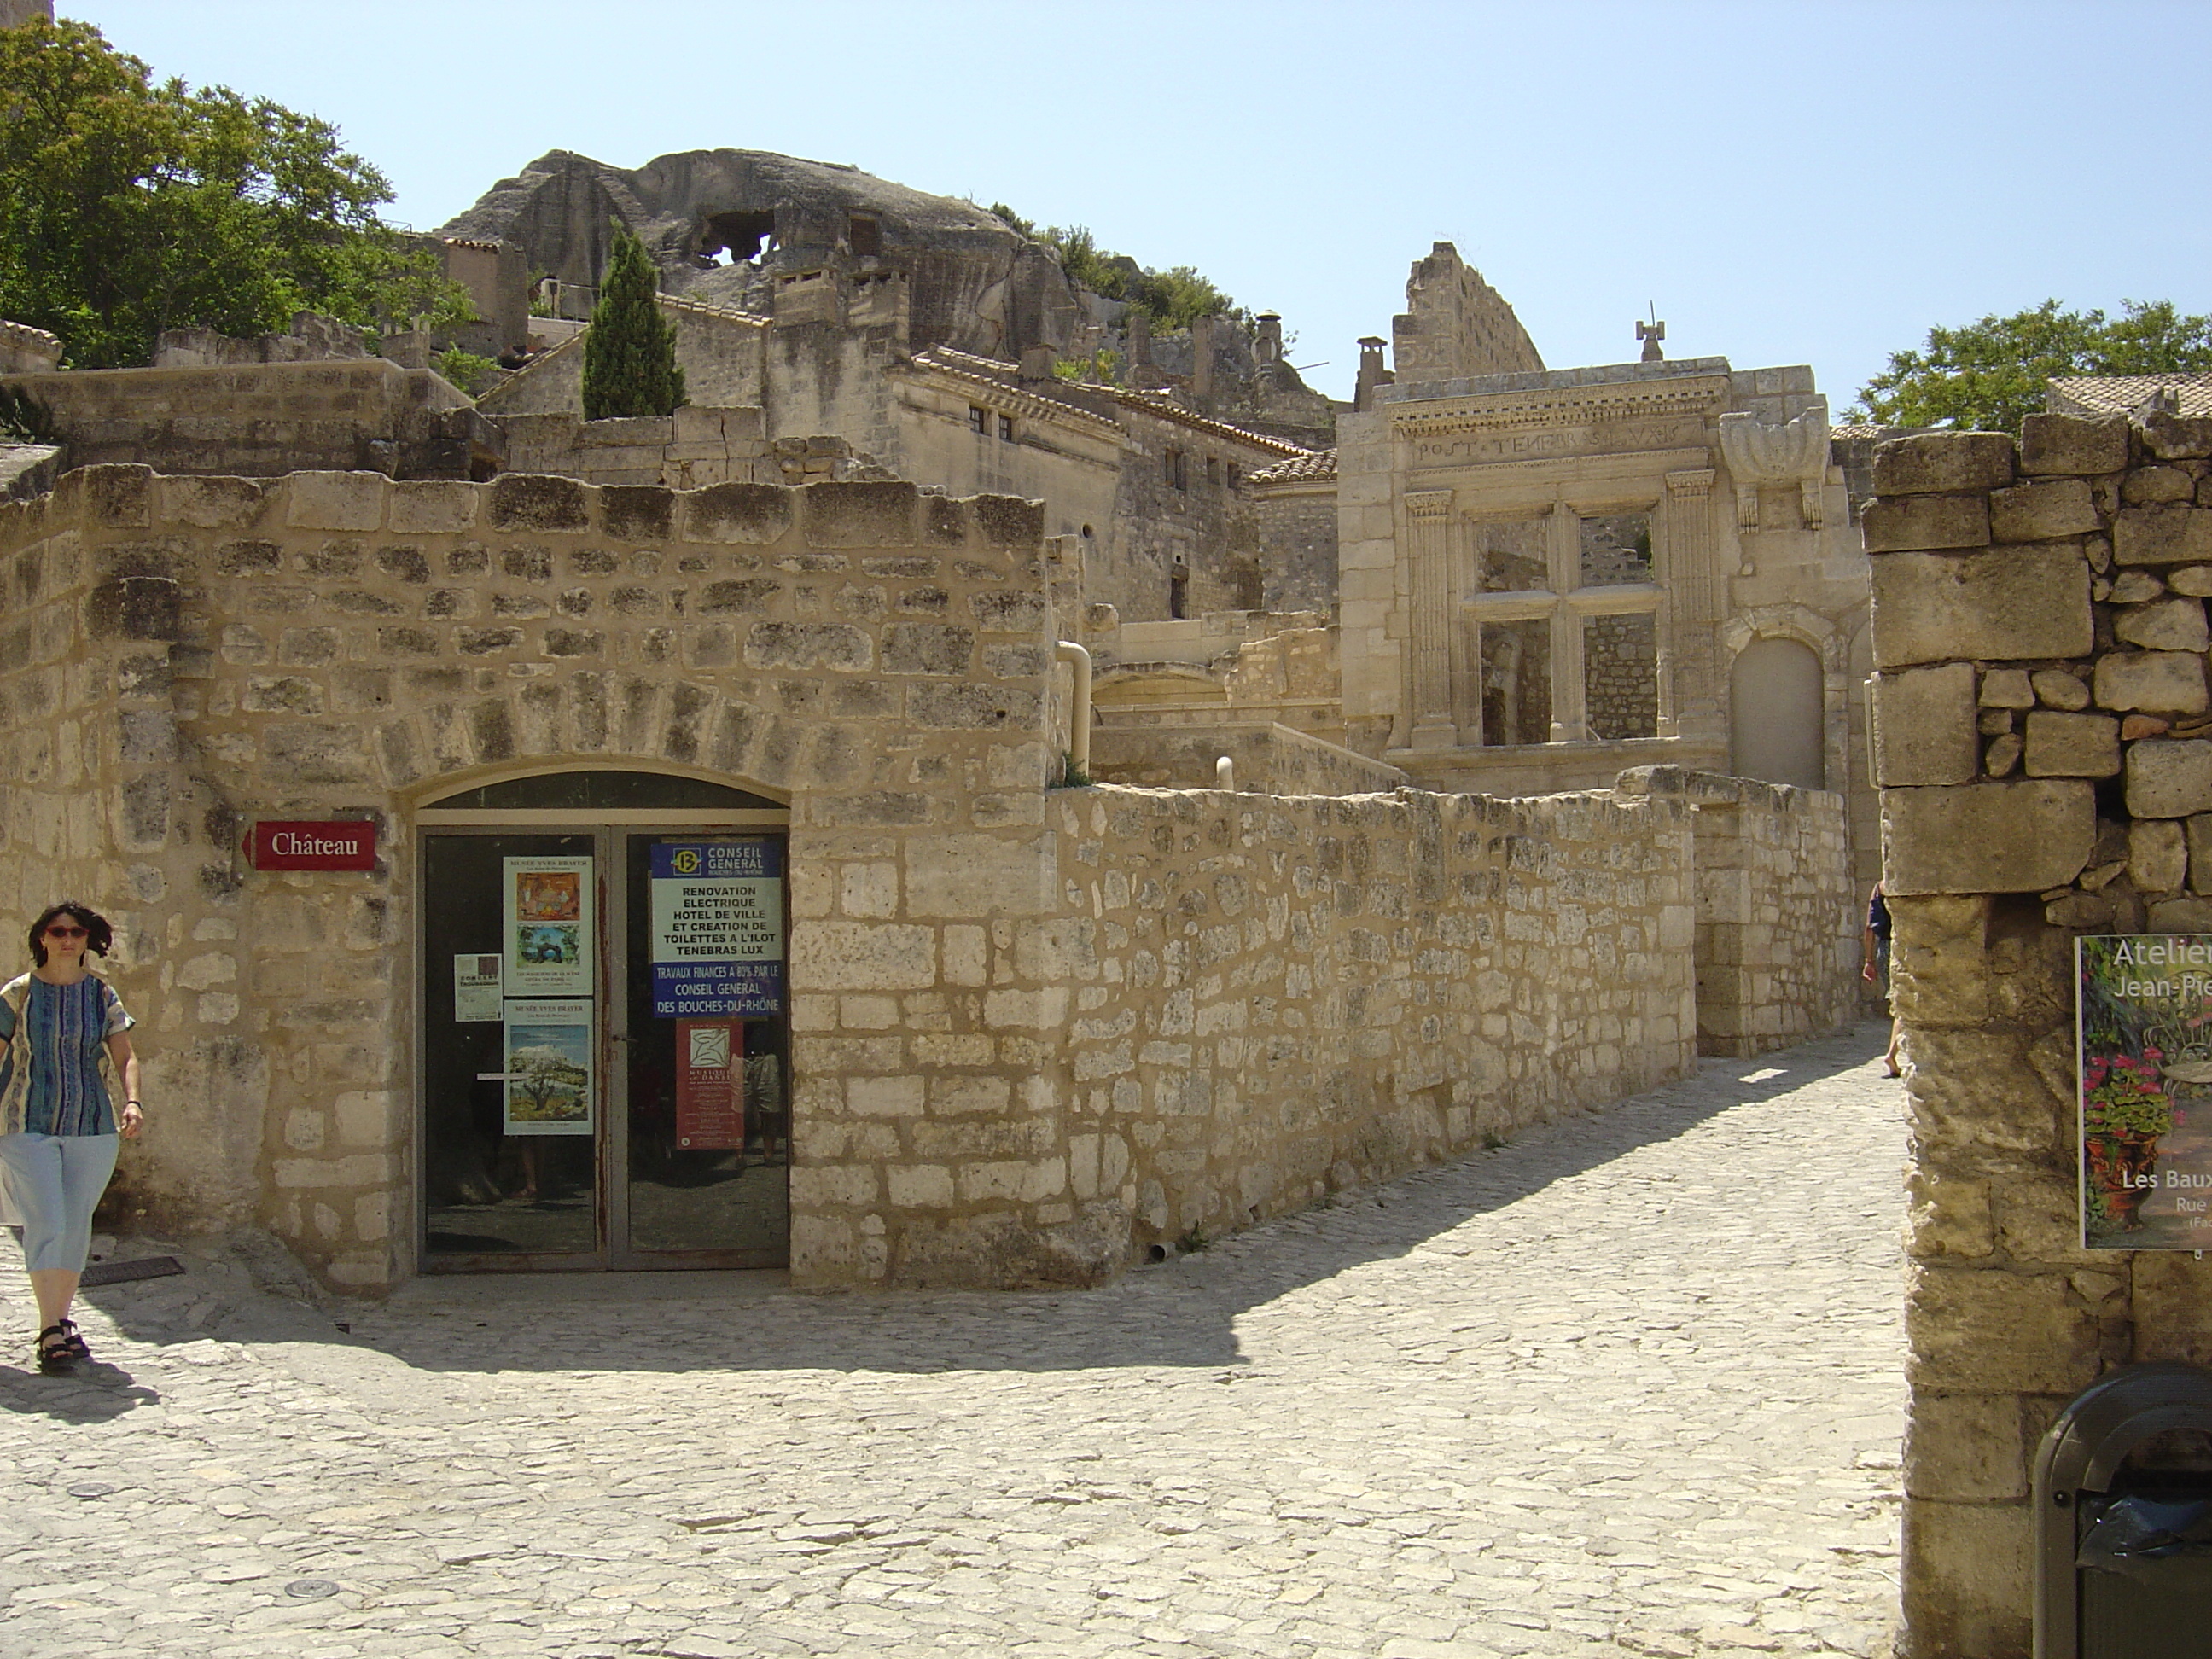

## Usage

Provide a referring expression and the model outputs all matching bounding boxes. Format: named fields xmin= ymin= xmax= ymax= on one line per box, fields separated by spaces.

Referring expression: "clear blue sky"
xmin=69 ymin=0 xmax=2212 ymax=408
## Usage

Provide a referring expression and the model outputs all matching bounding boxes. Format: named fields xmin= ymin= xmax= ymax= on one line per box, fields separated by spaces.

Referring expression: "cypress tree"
xmin=580 ymin=222 xmax=685 ymax=420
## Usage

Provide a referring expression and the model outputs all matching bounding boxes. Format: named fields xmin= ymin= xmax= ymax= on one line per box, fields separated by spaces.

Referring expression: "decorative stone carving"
xmin=1718 ymin=398 xmax=1831 ymax=535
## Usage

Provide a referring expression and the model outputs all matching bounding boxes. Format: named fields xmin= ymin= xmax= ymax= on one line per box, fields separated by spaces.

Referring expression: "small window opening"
xmin=1169 ymin=562 xmax=1190 ymax=620
xmin=998 ymin=413 xmax=1016 ymax=442
xmin=1166 ymin=447 xmax=1186 ymax=491
xmin=1227 ymin=463 xmax=1242 ymax=492
xmin=969 ymin=405 xmax=988 ymax=435
xmin=847 ymin=213 xmax=882 ymax=257
xmin=1206 ymin=456 xmax=1220 ymax=485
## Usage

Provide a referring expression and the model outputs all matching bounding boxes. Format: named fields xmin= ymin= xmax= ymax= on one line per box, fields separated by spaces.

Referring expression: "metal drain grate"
xmin=79 ymin=1256 xmax=184 ymax=1287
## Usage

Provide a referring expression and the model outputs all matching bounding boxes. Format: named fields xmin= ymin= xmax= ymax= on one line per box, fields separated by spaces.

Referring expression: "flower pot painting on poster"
xmin=2079 ymin=935 xmax=2212 ymax=1248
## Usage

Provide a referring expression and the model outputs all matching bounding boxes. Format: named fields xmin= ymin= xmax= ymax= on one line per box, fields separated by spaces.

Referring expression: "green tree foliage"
xmin=0 ymin=19 xmax=470 ymax=368
xmin=987 ymin=207 xmax=1243 ymax=334
xmin=1851 ymin=300 xmax=2212 ymax=433
xmin=580 ymin=223 xmax=685 ymax=421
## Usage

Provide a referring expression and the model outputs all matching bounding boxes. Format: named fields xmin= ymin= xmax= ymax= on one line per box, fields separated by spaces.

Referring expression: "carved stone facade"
xmin=1330 ymin=356 xmax=1879 ymax=896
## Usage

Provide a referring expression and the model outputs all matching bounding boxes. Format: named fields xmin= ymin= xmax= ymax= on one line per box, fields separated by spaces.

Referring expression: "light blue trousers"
xmin=0 ymin=1132 xmax=120 ymax=1272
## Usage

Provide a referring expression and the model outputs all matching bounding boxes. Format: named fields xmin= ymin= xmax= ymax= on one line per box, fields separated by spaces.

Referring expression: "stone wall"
xmin=1868 ymin=416 xmax=2212 ymax=1656
xmin=0 ymin=464 xmax=1061 ymax=1290
xmin=1036 ymin=783 xmax=1697 ymax=1258
xmin=1 ymin=360 xmax=492 ymax=480
xmin=1619 ymin=767 xmax=1855 ymax=1057
xmin=1390 ymin=242 xmax=1545 ymax=389
xmin=1088 ymin=722 xmax=1408 ymax=795
xmin=495 ymin=407 xmax=771 ymax=487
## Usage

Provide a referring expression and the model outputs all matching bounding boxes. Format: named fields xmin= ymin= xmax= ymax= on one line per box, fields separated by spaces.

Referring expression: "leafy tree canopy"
xmin=0 ymin=19 xmax=469 ymax=368
xmin=580 ymin=222 xmax=685 ymax=420
xmin=1849 ymin=299 xmax=2212 ymax=433
xmin=988 ymin=205 xmax=1243 ymax=335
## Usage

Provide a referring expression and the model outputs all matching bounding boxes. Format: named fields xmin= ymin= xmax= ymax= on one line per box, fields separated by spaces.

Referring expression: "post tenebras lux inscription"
xmin=1411 ymin=416 xmax=1708 ymax=465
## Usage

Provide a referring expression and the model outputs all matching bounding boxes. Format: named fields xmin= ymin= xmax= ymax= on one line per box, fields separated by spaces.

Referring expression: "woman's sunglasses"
xmin=43 ymin=925 xmax=88 ymax=940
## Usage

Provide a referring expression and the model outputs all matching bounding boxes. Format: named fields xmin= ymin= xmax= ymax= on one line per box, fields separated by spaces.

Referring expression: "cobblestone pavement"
xmin=0 ymin=1025 xmax=1903 ymax=1658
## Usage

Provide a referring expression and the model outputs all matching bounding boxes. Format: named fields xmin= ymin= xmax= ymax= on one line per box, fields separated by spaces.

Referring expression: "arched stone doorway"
xmin=1729 ymin=637 xmax=1825 ymax=790
xmin=415 ymin=766 xmax=793 ymax=1272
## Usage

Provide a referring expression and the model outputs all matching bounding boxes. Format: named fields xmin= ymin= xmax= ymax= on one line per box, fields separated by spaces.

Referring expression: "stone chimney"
xmin=1126 ymin=311 xmax=1165 ymax=389
xmin=1254 ymin=313 xmax=1284 ymax=367
xmin=0 ymin=1 xmax=55 ymax=27
xmin=1190 ymin=314 xmax=1217 ymax=405
xmin=1353 ymin=336 xmax=1394 ymax=412
xmin=1018 ymin=344 xmax=1057 ymax=384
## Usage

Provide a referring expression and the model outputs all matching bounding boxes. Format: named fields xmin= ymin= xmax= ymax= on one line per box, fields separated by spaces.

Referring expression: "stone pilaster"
xmin=1664 ymin=469 xmax=1722 ymax=740
xmin=1546 ymin=502 xmax=1586 ymax=741
xmin=1406 ymin=489 xmax=1457 ymax=748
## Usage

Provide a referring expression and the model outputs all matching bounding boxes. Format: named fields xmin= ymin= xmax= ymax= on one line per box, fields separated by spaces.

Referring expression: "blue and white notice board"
xmin=649 ymin=841 xmax=784 ymax=1018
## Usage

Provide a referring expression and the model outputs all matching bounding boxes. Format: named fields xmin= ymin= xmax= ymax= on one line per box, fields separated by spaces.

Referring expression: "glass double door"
xmin=420 ymin=828 xmax=789 ymax=1270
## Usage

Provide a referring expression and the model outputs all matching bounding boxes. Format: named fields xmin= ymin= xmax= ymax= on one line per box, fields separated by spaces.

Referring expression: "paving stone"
xmin=0 ymin=1027 xmax=1902 ymax=1658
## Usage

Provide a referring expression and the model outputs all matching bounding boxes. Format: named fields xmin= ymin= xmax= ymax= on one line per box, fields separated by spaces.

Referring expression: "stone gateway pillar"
xmin=1871 ymin=415 xmax=2212 ymax=1656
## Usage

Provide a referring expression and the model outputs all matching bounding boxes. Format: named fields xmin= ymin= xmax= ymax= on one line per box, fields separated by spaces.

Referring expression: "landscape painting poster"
xmin=504 ymin=998 xmax=594 ymax=1137
xmin=504 ymin=855 xmax=593 ymax=996
xmin=2077 ymin=934 xmax=2212 ymax=1249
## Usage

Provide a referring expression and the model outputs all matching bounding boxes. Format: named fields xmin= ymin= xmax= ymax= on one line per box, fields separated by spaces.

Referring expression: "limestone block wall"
xmin=1088 ymin=723 xmax=1407 ymax=795
xmin=495 ymin=406 xmax=771 ymax=487
xmin=1869 ymin=416 xmax=2212 ymax=1656
xmin=1044 ymin=784 xmax=1697 ymax=1254
xmin=1619 ymin=767 xmax=1855 ymax=1056
xmin=0 ymin=360 xmax=486 ymax=480
xmin=0 ymin=464 xmax=1062 ymax=1290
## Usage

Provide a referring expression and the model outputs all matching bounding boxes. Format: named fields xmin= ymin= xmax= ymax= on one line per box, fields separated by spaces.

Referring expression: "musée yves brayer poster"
xmin=503 ymin=855 xmax=593 ymax=997
xmin=2077 ymin=935 xmax=2212 ymax=1249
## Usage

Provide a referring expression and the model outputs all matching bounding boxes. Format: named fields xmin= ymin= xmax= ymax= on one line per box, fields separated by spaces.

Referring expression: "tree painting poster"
xmin=504 ymin=855 xmax=593 ymax=996
xmin=504 ymin=998 xmax=593 ymax=1137
xmin=2077 ymin=935 xmax=2212 ymax=1248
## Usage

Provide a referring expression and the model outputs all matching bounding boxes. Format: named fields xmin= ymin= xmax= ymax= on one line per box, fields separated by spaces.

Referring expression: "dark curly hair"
xmin=27 ymin=901 xmax=112 ymax=969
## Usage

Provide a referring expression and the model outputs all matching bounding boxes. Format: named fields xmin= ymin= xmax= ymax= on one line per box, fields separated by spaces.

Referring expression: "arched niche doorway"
xmin=1729 ymin=637 xmax=1825 ymax=791
xmin=414 ymin=767 xmax=792 ymax=1273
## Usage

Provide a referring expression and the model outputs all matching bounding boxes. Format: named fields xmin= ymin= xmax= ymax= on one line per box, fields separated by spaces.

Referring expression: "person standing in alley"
xmin=0 ymin=902 xmax=143 ymax=1372
xmin=1862 ymin=882 xmax=1901 ymax=1078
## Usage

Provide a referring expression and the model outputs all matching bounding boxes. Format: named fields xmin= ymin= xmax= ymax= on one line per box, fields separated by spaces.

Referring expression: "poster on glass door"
xmin=649 ymin=841 xmax=783 ymax=1017
xmin=503 ymin=998 xmax=594 ymax=1137
xmin=675 ymin=1019 xmax=745 ymax=1149
xmin=503 ymin=855 xmax=593 ymax=996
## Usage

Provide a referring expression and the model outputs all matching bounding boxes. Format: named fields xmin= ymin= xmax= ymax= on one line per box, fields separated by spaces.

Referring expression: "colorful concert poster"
xmin=503 ymin=855 xmax=593 ymax=996
xmin=2077 ymin=934 xmax=2212 ymax=1249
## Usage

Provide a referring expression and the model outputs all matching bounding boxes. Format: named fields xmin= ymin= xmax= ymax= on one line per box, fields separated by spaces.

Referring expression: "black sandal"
xmin=35 ymin=1325 xmax=75 ymax=1374
xmin=55 ymin=1319 xmax=90 ymax=1361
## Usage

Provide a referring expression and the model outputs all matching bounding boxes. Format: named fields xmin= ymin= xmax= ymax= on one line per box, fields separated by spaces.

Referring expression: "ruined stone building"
xmin=0 ymin=142 xmax=1863 ymax=1292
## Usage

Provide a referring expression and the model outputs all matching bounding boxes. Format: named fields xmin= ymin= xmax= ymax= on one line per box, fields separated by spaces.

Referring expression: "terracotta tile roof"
xmin=1249 ymin=447 xmax=1337 ymax=485
xmin=441 ymin=236 xmax=503 ymax=253
xmin=894 ymin=349 xmax=1126 ymax=440
xmin=2048 ymin=374 xmax=2212 ymax=418
xmin=1112 ymin=390 xmax=1313 ymax=457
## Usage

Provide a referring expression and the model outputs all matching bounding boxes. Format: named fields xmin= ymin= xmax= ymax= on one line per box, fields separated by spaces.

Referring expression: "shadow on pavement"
xmin=324 ymin=1022 xmax=1891 ymax=1378
xmin=0 ymin=1356 xmax=159 ymax=1422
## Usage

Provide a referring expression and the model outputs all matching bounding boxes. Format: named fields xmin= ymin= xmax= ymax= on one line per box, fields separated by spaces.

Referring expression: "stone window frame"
xmin=968 ymin=405 xmax=988 ymax=435
xmin=997 ymin=412 xmax=1016 ymax=443
xmin=1448 ymin=496 xmax=1667 ymax=747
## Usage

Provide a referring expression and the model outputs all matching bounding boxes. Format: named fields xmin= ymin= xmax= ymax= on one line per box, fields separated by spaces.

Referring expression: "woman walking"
xmin=0 ymin=902 xmax=143 ymax=1372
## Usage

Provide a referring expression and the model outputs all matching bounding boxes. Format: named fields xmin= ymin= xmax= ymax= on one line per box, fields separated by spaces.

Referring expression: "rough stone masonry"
xmin=0 ymin=463 xmax=1859 ymax=1294
xmin=1870 ymin=414 xmax=2212 ymax=1656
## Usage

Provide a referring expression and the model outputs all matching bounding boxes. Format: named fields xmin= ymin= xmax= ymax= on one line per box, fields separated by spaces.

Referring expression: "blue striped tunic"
xmin=0 ymin=976 xmax=133 ymax=1137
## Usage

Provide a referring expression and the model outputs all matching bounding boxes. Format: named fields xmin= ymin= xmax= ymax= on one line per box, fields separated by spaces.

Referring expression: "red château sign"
xmin=247 ymin=820 xmax=377 ymax=871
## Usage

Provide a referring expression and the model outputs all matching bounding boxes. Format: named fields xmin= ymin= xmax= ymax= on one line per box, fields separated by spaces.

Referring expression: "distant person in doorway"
xmin=1863 ymin=883 xmax=1901 ymax=1078
xmin=0 ymin=902 xmax=143 ymax=1372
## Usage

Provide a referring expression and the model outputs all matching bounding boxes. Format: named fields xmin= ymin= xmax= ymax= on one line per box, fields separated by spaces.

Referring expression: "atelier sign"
xmin=246 ymin=820 xmax=376 ymax=871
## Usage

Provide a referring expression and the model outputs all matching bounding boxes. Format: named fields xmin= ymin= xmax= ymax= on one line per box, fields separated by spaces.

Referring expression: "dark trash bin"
xmin=2035 ymin=1363 xmax=2212 ymax=1658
